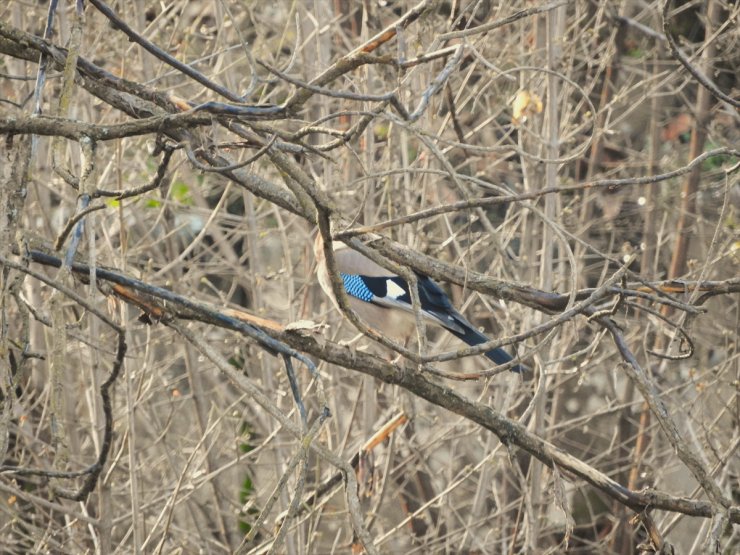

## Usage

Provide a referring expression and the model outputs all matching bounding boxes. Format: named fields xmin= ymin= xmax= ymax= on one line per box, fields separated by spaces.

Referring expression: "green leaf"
xmin=171 ymin=181 xmax=193 ymax=205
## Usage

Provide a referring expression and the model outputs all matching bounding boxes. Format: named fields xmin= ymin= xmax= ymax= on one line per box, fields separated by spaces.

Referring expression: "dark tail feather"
xmin=447 ymin=320 xmax=523 ymax=373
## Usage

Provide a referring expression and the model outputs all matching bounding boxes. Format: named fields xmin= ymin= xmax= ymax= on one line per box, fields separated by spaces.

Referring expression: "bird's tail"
xmin=446 ymin=315 xmax=523 ymax=372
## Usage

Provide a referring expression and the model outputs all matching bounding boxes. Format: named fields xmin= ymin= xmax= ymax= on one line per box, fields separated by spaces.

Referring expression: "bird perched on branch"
xmin=314 ymin=234 xmax=521 ymax=372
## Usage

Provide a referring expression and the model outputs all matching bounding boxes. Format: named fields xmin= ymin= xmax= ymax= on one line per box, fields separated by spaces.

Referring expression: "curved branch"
xmin=662 ymin=0 xmax=739 ymax=108
xmin=12 ymin=248 xmax=740 ymax=524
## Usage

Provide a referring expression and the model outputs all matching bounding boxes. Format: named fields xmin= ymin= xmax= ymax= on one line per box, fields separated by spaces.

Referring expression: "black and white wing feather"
xmin=339 ymin=271 xmax=520 ymax=370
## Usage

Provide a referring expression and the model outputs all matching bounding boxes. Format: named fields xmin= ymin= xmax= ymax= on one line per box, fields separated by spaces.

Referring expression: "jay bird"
xmin=315 ymin=234 xmax=521 ymax=371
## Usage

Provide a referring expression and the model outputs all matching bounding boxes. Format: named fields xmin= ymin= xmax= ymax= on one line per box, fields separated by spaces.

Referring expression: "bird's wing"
xmin=333 ymin=244 xmax=459 ymax=322
xmin=317 ymin=236 xmax=522 ymax=371
xmin=341 ymin=272 xmax=520 ymax=370
xmin=339 ymin=271 xmax=467 ymax=334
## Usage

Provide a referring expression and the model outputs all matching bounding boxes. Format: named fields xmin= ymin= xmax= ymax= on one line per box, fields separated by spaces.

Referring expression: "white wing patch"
xmin=385 ymin=279 xmax=406 ymax=300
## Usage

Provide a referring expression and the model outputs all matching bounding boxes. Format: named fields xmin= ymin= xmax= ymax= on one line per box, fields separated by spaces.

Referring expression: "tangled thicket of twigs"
xmin=0 ymin=1 xmax=738 ymax=553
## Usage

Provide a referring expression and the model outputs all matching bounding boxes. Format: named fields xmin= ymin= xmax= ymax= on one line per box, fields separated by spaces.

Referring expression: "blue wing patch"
xmin=340 ymin=273 xmax=375 ymax=302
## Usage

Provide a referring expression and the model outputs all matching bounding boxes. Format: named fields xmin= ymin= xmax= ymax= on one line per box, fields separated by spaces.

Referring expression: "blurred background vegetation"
xmin=0 ymin=1 xmax=738 ymax=553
